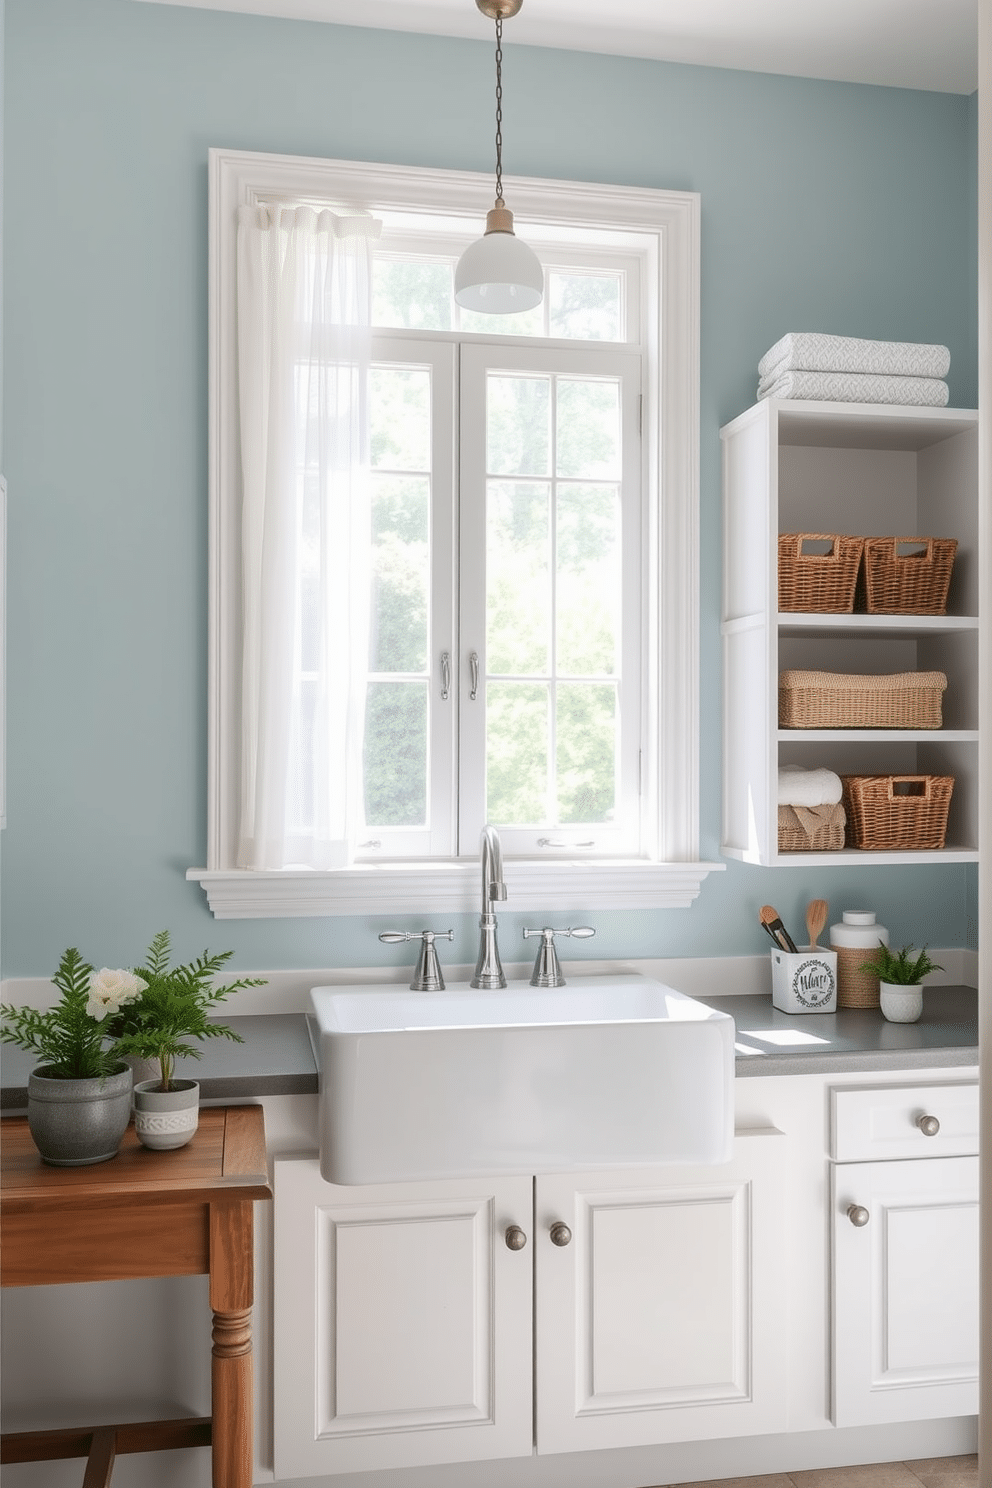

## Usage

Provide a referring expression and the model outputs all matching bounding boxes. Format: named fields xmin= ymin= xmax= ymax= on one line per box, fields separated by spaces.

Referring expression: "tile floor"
xmin=669 ymin=1457 xmax=979 ymax=1488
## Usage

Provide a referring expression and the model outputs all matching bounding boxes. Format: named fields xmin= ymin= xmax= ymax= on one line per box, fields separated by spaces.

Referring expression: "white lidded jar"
xmin=830 ymin=910 xmax=889 ymax=1010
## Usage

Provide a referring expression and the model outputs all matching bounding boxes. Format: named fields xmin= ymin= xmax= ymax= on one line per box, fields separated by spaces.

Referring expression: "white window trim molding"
xmin=189 ymin=147 xmax=723 ymax=918
xmin=188 ymin=860 xmax=722 ymax=918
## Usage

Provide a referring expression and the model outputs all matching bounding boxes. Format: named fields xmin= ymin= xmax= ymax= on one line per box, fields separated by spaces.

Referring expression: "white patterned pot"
xmin=133 ymin=1078 xmax=200 ymax=1150
xmin=879 ymin=981 xmax=924 ymax=1024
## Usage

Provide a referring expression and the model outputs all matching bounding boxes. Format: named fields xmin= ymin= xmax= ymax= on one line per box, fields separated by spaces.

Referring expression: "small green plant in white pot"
xmin=858 ymin=943 xmax=943 ymax=1024
xmin=0 ymin=951 xmax=147 ymax=1164
xmin=108 ymin=932 xmax=265 ymax=1149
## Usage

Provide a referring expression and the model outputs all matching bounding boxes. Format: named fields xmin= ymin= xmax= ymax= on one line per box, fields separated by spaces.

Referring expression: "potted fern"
xmin=858 ymin=943 xmax=943 ymax=1024
xmin=0 ymin=950 xmax=146 ymax=1165
xmin=108 ymin=932 xmax=265 ymax=1150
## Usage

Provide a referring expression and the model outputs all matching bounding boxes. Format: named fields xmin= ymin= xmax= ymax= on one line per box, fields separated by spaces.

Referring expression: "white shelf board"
xmin=777 ymin=730 xmax=978 ymax=744
xmin=772 ymin=400 xmax=978 ymax=450
xmin=777 ymin=612 xmax=978 ymax=638
xmin=721 ymin=845 xmax=979 ymax=866
xmin=719 ymin=399 xmax=977 ymax=449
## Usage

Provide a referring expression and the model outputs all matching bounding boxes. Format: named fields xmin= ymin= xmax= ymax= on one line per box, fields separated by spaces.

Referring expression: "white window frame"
xmin=456 ymin=341 xmax=644 ymax=858
xmin=362 ymin=336 xmax=458 ymax=862
xmin=189 ymin=147 xmax=723 ymax=917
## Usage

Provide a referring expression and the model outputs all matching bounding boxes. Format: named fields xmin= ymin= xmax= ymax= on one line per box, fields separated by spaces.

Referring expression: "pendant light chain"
xmin=494 ymin=16 xmax=504 ymax=206
xmin=453 ymin=0 xmax=543 ymax=312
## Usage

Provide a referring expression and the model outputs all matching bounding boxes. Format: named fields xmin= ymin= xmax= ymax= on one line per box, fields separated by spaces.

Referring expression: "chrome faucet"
xmin=378 ymin=929 xmax=454 ymax=992
xmin=523 ymin=925 xmax=596 ymax=987
xmin=471 ymin=824 xmax=508 ymax=988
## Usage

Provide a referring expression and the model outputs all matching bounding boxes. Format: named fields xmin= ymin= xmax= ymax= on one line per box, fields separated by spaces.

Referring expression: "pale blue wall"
xmin=2 ymin=0 xmax=978 ymax=975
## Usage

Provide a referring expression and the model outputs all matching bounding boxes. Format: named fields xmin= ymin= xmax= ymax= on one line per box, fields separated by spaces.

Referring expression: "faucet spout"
xmin=471 ymin=824 xmax=507 ymax=988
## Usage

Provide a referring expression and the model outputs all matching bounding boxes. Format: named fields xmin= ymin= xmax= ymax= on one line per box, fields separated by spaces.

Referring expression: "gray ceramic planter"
xmin=27 ymin=1065 xmax=133 ymax=1166
xmin=133 ymin=1078 xmax=200 ymax=1150
xmin=122 ymin=1054 xmax=161 ymax=1090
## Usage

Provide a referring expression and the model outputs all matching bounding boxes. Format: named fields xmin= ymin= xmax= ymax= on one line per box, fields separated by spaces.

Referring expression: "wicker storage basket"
xmin=778 ymin=533 xmax=865 ymax=613
xmin=841 ymin=774 xmax=954 ymax=851
xmin=778 ymin=670 xmax=946 ymax=730
xmin=777 ymin=802 xmax=846 ymax=852
xmin=857 ymin=536 xmax=957 ymax=615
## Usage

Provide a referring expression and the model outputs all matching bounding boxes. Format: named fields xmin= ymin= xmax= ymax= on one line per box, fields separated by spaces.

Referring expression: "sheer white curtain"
xmin=236 ymin=204 xmax=380 ymax=869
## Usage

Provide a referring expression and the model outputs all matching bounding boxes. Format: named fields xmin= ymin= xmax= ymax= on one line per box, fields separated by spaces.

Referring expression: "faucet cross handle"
xmin=379 ymin=930 xmax=454 ymax=992
xmin=523 ymin=926 xmax=596 ymax=988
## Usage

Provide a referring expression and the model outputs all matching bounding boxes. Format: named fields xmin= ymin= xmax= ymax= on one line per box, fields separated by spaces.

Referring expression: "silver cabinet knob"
xmin=847 ymin=1204 xmax=870 ymax=1228
xmin=549 ymin=1222 xmax=572 ymax=1247
xmin=917 ymin=1113 xmax=940 ymax=1137
xmin=504 ymin=1225 xmax=527 ymax=1251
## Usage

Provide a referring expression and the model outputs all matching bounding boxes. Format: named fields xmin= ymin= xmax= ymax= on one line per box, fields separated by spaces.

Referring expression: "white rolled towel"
xmin=778 ymin=765 xmax=843 ymax=808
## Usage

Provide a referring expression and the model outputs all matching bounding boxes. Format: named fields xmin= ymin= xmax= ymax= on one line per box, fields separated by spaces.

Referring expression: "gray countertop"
xmin=0 ymin=1014 xmax=320 ymax=1110
xmin=704 ymin=985 xmax=978 ymax=1076
xmin=0 ymin=988 xmax=978 ymax=1110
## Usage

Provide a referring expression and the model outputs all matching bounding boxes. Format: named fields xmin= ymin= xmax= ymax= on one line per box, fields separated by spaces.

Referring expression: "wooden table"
xmin=1 ymin=1104 xmax=272 ymax=1488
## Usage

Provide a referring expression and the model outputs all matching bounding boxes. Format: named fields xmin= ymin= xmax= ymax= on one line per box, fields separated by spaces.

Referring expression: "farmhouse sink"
xmin=310 ymin=975 xmax=735 ymax=1184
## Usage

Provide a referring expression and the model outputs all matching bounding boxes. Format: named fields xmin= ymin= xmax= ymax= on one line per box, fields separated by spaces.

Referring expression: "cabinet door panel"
xmin=587 ymin=1187 xmax=742 ymax=1398
xmin=535 ymin=1129 xmax=787 ymax=1453
xmin=832 ymin=1154 xmax=978 ymax=1426
xmin=330 ymin=1208 xmax=488 ymax=1423
xmin=274 ymin=1159 xmax=533 ymax=1477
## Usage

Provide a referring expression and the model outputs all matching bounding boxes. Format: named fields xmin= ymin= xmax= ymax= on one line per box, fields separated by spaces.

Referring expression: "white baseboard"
xmin=1 ymin=949 xmax=976 ymax=1014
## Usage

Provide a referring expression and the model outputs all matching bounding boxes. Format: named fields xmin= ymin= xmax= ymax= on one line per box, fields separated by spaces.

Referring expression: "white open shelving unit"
xmin=721 ymin=398 xmax=979 ymax=867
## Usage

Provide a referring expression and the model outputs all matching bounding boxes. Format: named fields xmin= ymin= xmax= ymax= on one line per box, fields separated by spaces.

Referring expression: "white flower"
xmin=87 ymin=968 xmax=148 ymax=1022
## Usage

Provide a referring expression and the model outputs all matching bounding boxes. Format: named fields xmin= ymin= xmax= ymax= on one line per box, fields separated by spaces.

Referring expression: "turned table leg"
xmin=210 ymin=1201 xmax=255 ymax=1488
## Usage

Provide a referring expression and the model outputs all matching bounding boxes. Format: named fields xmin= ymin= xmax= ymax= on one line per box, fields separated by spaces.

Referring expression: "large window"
xmin=191 ymin=151 xmax=717 ymax=917
xmin=358 ymin=338 xmax=641 ymax=863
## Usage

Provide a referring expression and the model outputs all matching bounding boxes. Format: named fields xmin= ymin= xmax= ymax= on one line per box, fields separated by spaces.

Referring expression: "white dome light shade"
xmin=457 ymin=5 xmax=542 ymax=315
xmin=455 ymin=218 xmax=544 ymax=314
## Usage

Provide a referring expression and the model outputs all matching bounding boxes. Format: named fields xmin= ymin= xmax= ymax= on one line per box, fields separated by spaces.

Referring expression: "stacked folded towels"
xmin=778 ymin=766 xmax=846 ymax=845
xmin=758 ymin=332 xmax=950 ymax=407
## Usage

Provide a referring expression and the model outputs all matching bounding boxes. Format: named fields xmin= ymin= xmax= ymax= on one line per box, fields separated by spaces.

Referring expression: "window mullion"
xmin=456 ymin=345 xmax=490 ymax=854
xmin=548 ymin=373 xmax=559 ymax=829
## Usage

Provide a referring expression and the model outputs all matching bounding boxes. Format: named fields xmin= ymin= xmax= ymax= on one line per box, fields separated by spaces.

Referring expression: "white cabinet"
xmin=273 ymin=1165 xmax=533 ymax=1480
xmin=829 ymin=1082 xmax=979 ymax=1426
xmin=535 ymin=1133 xmax=787 ymax=1454
xmin=273 ymin=1130 xmax=786 ymax=1478
xmin=721 ymin=398 xmax=979 ymax=865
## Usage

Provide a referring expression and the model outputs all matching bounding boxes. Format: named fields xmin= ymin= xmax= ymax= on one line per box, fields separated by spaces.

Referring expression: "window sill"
xmin=186 ymin=859 xmax=725 ymax=919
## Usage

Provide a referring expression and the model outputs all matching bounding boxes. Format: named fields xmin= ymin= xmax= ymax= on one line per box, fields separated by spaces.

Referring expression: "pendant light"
xmin=454 ymin=0 xmax=544 ymax=314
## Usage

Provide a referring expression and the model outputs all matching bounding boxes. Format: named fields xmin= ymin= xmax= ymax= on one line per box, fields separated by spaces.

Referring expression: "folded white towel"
xmin=757 ymin=365 xmax=950 ymax=399
xmin=758 ymin=370 xmax=949 ymax=408
xmin=778 ymin=766 xmax=843 ymax=808
xmin=758 ymin=332 xmax=950 ymax=382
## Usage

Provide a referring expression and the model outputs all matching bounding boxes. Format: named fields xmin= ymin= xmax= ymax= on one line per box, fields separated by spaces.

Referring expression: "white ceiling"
xmin=140 ymin=0 xmax=979 ymax=93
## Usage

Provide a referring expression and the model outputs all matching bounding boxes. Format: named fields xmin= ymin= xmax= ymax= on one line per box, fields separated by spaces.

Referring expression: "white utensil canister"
xmin=830 ymin=910 xmax=889 ymax=1009
xmin=771 ymin=947 xmax=838 ymax=1015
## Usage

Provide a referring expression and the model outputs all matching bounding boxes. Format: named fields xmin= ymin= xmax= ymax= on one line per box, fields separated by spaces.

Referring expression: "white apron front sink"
xmin=310 ymin=974 xmax=735 ymax=1184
